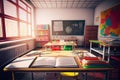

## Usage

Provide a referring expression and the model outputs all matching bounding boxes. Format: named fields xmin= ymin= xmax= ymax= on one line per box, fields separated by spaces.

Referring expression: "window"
xmin=11 ymin=0 xmax=17 ymax=3
xmin=28 ymin=24 xmax=32 ymax=36
xmin=19 ymin=8 xmax=27 ymax=21
xmin=28 ymin=7 xmax=31 ymax=13
xmin=18 ymin=0 xmax=26 ymax=10
xmin=20 ymin=22 xmax=27 ymax=36
xmin=5 ymin=19 xmax=18 ymax=37
xmin=0 ymin=0 xmax=33 ymax=41
xmin=28 ymin=13 xmax=31 ymax=23
xmin=4 ymin=0 xmax=17 ymax=18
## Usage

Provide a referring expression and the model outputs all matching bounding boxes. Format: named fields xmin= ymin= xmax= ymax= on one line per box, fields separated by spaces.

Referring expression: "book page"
xmin=55 ymin=57 xmax=78 ymax=68
xmin=53 ymin=21 xmax=63 ymax=31
xmin=31 ymin=57 xmax=56 ymax=68
xmin=5 ymin=56 xmax=36 ymax=68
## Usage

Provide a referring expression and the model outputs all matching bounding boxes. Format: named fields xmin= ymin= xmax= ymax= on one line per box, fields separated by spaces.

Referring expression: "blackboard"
xmin=52 ymin=20 xmax=85 ymax=35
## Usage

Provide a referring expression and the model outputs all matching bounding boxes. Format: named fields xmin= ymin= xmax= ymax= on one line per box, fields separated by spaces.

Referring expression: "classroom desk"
xmin=4 ymin=56 xmax=114 ymax=80
xmin=90 ymin=40 xmax=120 ymax=62
xmin=44 ymin=41 xmax=77 ymax=50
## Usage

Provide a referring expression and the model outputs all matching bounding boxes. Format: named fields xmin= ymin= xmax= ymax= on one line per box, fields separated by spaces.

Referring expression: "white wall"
xmin=94 ymin=0 xmax=120 ymax=39
xmin=35 ymin=8 xmax=94 ymax=46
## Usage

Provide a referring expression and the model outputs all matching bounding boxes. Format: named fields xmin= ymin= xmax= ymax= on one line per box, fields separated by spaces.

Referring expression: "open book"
xmin=5 ymin=56 xmax=36 ymax=68
xmin=31 ymin=57 xmax=78 ymax=68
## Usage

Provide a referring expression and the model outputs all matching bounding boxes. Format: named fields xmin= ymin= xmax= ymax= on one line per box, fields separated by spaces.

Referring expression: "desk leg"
xmin=83 ymin=72 xmax=87 ymax=80
xmin=12 ymin=72 xmax=14 ymax=80
xmin=103 ymin=46 xmax=105 ymax=61
xmin=31 ymin=72 xmax=34 ymax=80
xmin=104 ymin=71 xmax=109 ymax=80
xmin=90 ymin=42 xmax=92 ymax=53
xmin=107 ymin=46 xmax=110 ymax=62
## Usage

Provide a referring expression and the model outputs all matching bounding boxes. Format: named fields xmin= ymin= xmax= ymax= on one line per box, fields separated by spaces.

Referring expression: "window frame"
xmin=0 ymin=0 xmax=32 ymax=41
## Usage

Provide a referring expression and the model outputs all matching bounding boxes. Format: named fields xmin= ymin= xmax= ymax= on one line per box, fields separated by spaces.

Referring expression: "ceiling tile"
xmin=74 ymin=0 xmax=81 ymax=1
xmin=67 ymin=2 xmax=73 ymax=8
xmin=40 ymin=2 xmax=47 ymax=8
xmin=57 ymin=2 xmax=62 ymax=8
xmin=33 ymin=2 xmax=41 ymax=8
xmin=77 ymin=2 xmax=83 ymax=8
xmin=72 ymin=2 xmax=79 ymax=8
xmin=51 ymin=2 xmax=57 ymax=8
xmin=30 ymin=0 xmax=103 ymax=9
xmin=79 ymin=0 xmax=86 ymax=1
xmin=46 ymin=2 xmax=52 ymax=8
xmin=50 ymin=0 xmax=56 ymax=2
xmin=56 ymin=0 xmax=63 ymax=1
xmin=62 ymin=2 xmax=67 ymax=8
xmin=36 ymin=0 xmax=44 ymax=2
xmin=86 ymin=0 xmax=93 ymax=1
xmin=68 ymin=0 xmax=74 ymax=1
xmin=44 ymin=0 xmax=51 ymax=1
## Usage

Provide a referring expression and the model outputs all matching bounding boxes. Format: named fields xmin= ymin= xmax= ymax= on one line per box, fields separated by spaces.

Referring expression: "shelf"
xmin=91 ymin=48 xmax=103 ymax=55
xmin=90 ymin=40 xmax=120 ymax=62
xmin=36 ymin=24 xmax=50 ymax=47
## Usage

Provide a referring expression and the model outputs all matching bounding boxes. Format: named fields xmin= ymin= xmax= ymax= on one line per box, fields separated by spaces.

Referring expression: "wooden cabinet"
xmin=84 ymin=25 xmax=98 ymax=47
xmin=36 ymin=24 xmax=50 ymax=47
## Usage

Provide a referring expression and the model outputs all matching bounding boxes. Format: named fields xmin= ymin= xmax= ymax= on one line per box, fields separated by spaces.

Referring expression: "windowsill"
xmin=0 ymin=37 xmax=35 ymax=45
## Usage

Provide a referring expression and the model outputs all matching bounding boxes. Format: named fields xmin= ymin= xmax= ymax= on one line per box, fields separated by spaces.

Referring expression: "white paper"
xmin=55 ymin=57 xmax=78 ymax=68
xmin=5 ymin=56 xmax=36 ymax=68
xmin=32 ymin=57 xmax=56 ymax=68
xmin=53 ymin=21 xmax=63 ymax=31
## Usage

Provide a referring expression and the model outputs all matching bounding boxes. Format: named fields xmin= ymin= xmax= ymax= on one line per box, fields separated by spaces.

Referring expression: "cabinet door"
xmin=84 ymin=25 xmax=98 ymax=47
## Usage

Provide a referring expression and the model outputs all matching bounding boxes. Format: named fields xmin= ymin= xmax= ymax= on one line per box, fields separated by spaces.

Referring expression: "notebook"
xmin=31 ymin=57 xmax=78 ymax=68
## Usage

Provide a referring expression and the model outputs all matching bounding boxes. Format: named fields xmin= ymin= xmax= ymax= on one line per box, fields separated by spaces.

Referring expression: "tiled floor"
xmin=14 ymin=71 xmax=120 ymax=80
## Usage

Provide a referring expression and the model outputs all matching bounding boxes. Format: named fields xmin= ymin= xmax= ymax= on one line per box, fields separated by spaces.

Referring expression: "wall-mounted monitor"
xmin=52 ymin=20 xmax=85 ymax=35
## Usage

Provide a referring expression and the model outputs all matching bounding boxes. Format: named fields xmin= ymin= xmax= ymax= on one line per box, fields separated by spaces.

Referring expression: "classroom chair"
xmin=59 ymin=72 xmax=79 ymax=80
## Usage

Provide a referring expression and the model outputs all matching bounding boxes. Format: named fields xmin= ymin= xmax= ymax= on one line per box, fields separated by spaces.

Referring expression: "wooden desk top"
xmin=4 ymin=56 xmax=114 ymax=72
xmin=44 ymin=41 xmax=77 ymax=46
xmin=89 ymin=40 xmax=120 ymax=47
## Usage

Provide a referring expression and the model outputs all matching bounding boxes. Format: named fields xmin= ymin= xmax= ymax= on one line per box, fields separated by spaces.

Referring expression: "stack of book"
xmin=81 ymin=57 xmax=112 ymax=68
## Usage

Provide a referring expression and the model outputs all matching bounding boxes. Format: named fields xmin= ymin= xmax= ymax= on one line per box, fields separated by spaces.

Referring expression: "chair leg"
xmin=58 ymin=75 xmax=62 ymax=80
xmin=73 ymin=76 xmax=79 ymax=80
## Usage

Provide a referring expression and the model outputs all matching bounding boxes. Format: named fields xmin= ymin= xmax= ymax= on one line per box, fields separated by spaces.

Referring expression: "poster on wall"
xmin=100 ymin=4 xmax=120 ymax=37
xmin=53 ymin=21 xmax=63 ymax=31
xmin=52 ymin=20 xmax=85 ymax=35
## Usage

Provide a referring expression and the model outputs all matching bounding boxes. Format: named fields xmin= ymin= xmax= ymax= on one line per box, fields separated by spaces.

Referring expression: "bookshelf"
xmin=36 ymin=24 xmax=50 ymax=47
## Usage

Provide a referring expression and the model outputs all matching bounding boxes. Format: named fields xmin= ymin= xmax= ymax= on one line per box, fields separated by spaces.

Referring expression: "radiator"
xmin=0 ymin=43 xmax=27 ymax=68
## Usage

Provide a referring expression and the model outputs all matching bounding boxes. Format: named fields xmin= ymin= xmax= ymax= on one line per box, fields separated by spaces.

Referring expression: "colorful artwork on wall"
xmin=100 ymin=4 xmax=120 ymax=37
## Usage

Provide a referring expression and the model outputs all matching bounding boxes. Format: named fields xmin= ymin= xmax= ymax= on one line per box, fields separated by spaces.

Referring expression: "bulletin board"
xmin=52 ymin=20 xmax=85 ymax=35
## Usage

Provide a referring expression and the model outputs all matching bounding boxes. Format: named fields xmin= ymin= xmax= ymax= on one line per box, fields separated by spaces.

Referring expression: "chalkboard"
xmin=52 ymin=20 xmax=85 ymax=35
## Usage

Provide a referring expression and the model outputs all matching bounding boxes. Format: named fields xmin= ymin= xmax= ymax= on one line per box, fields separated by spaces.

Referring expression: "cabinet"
xmin=90 ymin=40 xmax=120 ymax=62
xmin=36 ymin=24 xmax=50 ymax=47
xmin=84 ymin=25 xmax=98 ymax=47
